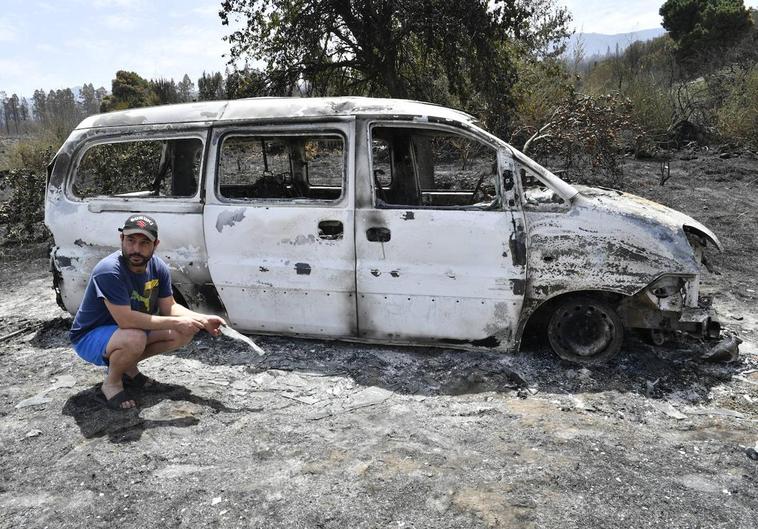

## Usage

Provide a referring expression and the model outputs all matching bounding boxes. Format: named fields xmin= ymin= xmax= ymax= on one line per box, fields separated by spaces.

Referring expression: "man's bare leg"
xmin=143 ymin=329 xmax=194 ymax=358
xmin=122 ymin=329 xmax=195 ymax=380
xmin=102 ymin=329 xmax=148 ymax=409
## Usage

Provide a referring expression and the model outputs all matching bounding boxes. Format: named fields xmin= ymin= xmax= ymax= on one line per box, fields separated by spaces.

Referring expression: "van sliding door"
xmin=203 ymin=121 xmax=357 ymax=337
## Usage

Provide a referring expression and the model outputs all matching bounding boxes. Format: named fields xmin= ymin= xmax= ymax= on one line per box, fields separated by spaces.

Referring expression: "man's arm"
xmin=158 ymin=296 xmax=225 ymax=337
xmin=105 ymin=299 xmax=205 ymax=335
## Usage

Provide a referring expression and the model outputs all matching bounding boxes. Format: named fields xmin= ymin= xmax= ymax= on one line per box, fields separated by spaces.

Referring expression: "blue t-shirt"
xmin=70 ymin=251 xmax=173 ymax=343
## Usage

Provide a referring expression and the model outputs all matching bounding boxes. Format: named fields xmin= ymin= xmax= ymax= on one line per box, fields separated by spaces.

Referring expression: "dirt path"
xmin=1 ymin=252 xmax=757 ymax=529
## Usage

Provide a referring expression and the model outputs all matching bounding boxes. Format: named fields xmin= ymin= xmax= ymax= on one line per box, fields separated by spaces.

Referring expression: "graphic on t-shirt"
xmin=131 ymin=279 xmax=160 ymax=313
xmin=70 ymin=252 xmax=173 ymax=344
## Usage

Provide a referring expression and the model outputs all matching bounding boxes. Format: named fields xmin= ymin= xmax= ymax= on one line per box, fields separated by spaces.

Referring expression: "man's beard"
xmin=123 ymin=249 xmax=152 ymax=267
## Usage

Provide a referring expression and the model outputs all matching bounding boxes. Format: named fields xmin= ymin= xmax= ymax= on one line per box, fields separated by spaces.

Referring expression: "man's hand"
xmin=172 ymin=316 xmax=205 ymax=336
xmin=160 ymin=296 xmax=226 ymax=336
xmin=202 ymin=315 xmax=226 ymax=337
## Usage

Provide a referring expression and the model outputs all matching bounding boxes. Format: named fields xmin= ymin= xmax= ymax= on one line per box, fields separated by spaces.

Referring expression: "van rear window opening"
xmin=218 ymin=135 xmax=344 ymax=201
xmin=72 ymin=138 xmax=203 ymax=199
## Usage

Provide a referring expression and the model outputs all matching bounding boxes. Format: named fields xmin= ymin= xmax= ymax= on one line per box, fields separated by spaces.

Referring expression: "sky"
xmin=1 ymin=0 xmax=757 ymax=97
xmin=564 ymin=0 xmax=753 ymax=33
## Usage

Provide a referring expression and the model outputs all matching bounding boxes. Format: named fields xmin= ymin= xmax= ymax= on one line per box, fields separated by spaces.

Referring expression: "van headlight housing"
xmin=644 ymin=275 xmax=700 ymax=311
xmin=649 ymin=276 xmax=684 ymax=299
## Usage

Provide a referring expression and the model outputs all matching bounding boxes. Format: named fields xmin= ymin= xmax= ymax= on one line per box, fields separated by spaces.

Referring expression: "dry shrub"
xmin=0 ymin=138 xmax=58 ymax=244
xmin=509 ymin=57 xmax=573 ymax=144
xmin=0 ymin=168 xmax=50 ymax=243
xmin=624 ymin=77 xmax=675 ymax=140
xmin=516 ymin=92 xmax=643 ymax=188
xmin=4 ymin=135 xmax=60 ymax=173
xmin=716 ymin=66 xmax=758 ymax=150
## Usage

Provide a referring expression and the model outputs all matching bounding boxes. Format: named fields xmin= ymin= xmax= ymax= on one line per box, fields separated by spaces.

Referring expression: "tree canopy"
xmin=149 ymin=78 xmax=180 ymax=105
xmin=197 ymin=71 xmax=226 ymax=101
xmin=101 ymin=71 xmax=158 ymax=112
xmin=219 ymin=0 xmax=571 ymax=136
xmin=660 ymin=0 xmax=754 ymax=72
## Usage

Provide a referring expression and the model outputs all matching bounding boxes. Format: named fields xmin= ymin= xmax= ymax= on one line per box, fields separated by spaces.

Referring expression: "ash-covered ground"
xmin=1 ymin=150 xmax=758 ymax=528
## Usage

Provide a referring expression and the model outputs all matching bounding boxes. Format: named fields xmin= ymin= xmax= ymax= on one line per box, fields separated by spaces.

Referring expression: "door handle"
xmin=318 ymin=220 xmax=343 ymax=240
xmin=366 ymin=227 xmax=391 ymax=243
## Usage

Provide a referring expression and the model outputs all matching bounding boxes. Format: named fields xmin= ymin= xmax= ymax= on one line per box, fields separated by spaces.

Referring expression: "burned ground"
xmin=1 ymin=150 xmax=757 ymax=528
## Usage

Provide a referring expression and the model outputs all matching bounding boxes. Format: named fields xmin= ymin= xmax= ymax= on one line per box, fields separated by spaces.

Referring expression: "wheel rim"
xmin=551 ymin=303 xmax=616 ymax=358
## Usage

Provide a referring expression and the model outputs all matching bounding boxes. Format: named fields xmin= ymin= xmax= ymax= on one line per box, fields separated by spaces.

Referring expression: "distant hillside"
xmin=567 ymin=28 xmax=667 ymax=58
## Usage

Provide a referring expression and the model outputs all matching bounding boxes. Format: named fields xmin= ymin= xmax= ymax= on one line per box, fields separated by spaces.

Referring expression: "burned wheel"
xmin=547 ymin=297 xmax=623 ymax=364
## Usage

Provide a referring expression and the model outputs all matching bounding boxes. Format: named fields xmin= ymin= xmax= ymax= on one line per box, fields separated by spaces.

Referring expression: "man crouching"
xmin=69 ymin=214 xmax=225 ymax=410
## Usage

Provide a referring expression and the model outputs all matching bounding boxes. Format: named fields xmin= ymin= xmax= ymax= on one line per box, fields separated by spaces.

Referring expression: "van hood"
xmin=574 ymin=185 xmax=723 ymax=252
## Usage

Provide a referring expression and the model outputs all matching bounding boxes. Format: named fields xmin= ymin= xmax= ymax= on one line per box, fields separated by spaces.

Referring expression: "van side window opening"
xmin=218 ymin=135 xmax=344 ymax=201
xmin=519 ymin=166 xmax=567 ymax=208
xmin=72 ymin=138 xmax=202 ymax=199
xmin=372 ymin=138 xmax=392 ymax=189
xmin=370 ymin=127 xmax=499 ymax=209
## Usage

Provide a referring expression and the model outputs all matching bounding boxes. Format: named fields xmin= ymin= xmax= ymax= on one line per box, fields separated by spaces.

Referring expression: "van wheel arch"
xmin=520 ymin=291 xmax=627 ymax=364
xmin=171 ymin=283 xmax=228 ymax=317
xmin=172 ymin=285 xmax=189 ymax=308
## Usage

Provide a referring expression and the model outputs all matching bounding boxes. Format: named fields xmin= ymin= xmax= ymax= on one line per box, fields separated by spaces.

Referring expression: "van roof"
xmin=75 ymin=97 xmax=478 ymax=129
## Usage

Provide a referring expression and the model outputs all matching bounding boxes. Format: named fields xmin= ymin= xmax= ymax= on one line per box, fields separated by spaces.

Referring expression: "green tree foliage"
xmin=0 ymin=91 xmax=5 ymax=133
xmin=45 ymin=89 xmax=79 ymax=142
xmin=219 ymin=0 xmax=571 ymax=136
xmin=660 ymin=0 xmax=754 ymax=73
xmin=19 ymin=98 xmax=29 ymax=122
xmin=23 ymin=86 xmax=103 ymax=142
xmin=100 ymin=70 xmax=158 ymax=111
xmin=31 ymin=90 xmax=47 ymax=122
xmin=149 ymin=78 xmax=180 ymax=104
xmin=95 ymin=86 xmax=108 ymax=105
xmin=198 ymin=71 xmax=225 ymax=101
xmin=0 ymin=139 xmax=56 ymax=242
xmin=78 ymin=83 xmax=102 ymax=115
xmin=177 ymin=74 xmax=195 ymax=102
xmin=1 ymin=93 xmax=22 ymax=134
xmin=224 ymin=68 xmax=267 ymax=99
xmin=0 ymin=166 xmax=50 ymax=242
xmin=510 ymin=56 xmax=574 ymax=149
xmin=0 ymin=81 xmax=106 ymax=242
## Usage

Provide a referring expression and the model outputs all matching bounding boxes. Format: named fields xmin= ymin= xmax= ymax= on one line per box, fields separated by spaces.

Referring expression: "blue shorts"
xmin=72 ymin=325 xmax=119 ymax=366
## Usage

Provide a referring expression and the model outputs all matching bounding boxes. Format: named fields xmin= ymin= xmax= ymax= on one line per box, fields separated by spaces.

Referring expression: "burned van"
xmin=45 ymin=97 xmax=722 ymax=363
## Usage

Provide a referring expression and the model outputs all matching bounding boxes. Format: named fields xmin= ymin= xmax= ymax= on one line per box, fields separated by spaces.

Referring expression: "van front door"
xmin=355 ymin=124 xmax=527 ymax=349
xmin=203 ymin=122 xmax=357 ymax=337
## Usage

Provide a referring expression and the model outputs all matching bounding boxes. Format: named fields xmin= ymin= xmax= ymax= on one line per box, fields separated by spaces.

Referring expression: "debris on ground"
xmin=702 ymin=333 xmax=743 ymax=362
xmin=2 ymin=151 xmax=758 ymax=527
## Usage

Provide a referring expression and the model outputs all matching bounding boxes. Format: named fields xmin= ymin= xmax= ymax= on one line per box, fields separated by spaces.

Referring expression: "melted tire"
xmin=547 ymin=296 xmax=624 ymax=364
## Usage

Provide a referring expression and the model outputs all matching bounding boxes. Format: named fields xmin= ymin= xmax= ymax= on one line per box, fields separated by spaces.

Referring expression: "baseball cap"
xmin=119 ymin=214 xmax=158 ymax=242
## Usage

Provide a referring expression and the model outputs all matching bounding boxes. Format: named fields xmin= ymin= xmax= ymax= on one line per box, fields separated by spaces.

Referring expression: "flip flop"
xmin=101 ymin=389 xmax=136 ymax=410
xmin=122 ymin=372 xmax=172 ymax=393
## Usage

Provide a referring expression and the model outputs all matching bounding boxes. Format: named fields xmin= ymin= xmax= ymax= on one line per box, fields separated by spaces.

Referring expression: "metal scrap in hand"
xmin=219 ymin=324 xmax=266 ymax=356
